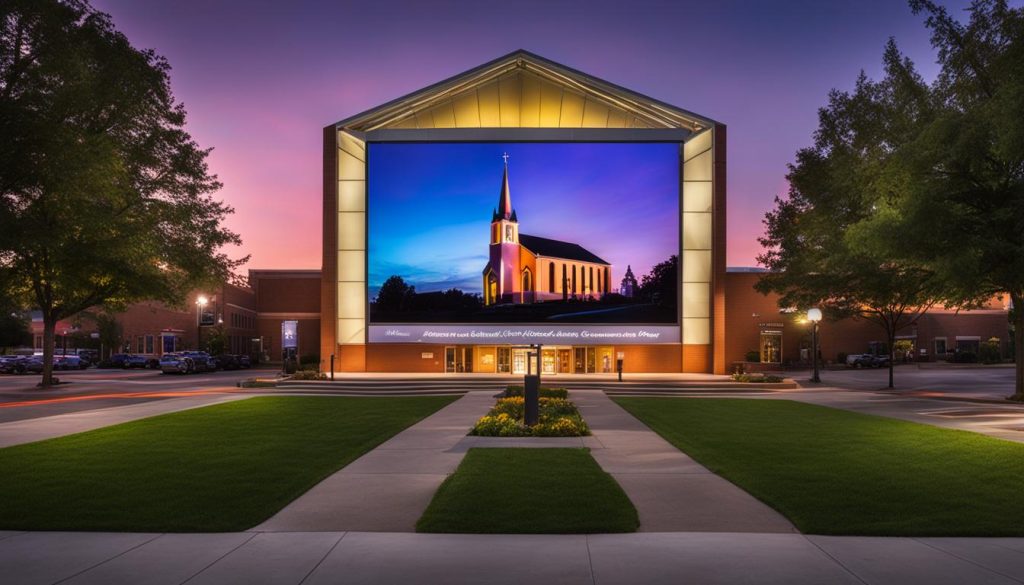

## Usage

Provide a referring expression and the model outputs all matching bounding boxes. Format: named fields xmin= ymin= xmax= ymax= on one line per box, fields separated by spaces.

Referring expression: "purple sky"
xmin=90 ymin=0 xmax=985 ymax=270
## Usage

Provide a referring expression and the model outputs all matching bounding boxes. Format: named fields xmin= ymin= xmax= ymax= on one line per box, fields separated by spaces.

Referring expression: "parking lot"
xmin=797 ymin=363 xmax=1018 ymax=400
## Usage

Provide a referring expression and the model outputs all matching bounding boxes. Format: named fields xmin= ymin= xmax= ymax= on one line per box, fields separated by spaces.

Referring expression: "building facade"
xmin=320 ymin=50 xmax=728 ymax=374
xmin=724 ymin=269 xmax=1013 ymax=369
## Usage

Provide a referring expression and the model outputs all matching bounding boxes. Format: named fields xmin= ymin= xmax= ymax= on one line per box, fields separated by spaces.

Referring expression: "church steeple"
xmin=492 ymin=153 xmax=516 ymax=222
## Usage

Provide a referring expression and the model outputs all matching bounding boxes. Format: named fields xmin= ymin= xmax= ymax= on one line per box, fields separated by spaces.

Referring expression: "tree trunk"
xmin=887 ymin=331 xmax=896 ymax=389
xmin=1012 ymin=292 xmax=1024 ymax=400
xmin=41 ymin=312 xmax=56 ymax=387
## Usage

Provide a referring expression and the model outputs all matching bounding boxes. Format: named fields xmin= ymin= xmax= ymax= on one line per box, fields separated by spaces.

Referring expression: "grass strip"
xmin=417 ymin=448 xmax=638 ymax=534
xmin=614 ymin=397 xmax=1024 ymax=536
xmin=0 ymin=395 xmax=456 ymax=531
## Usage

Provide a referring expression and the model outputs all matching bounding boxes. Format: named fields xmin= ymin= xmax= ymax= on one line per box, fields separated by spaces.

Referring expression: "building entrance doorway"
xmin=512 ymin=349 xmax=528 ymax=374
xmin=541 ymin=349 xmax=557 ymax=375
xmin=558 ymin=349 xmax=572 ymax=373
xmin=444 ymin=346 xmax=474 ymax=373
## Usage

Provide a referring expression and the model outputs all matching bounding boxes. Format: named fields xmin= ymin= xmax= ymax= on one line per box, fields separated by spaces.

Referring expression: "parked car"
xmin=124 ymin=354 xmax=149 ymax=369
xmin=846 ymin=354 xmax=889 ymax=368
xmin=181 ymin=351 xmax=216 ymax=373
xmin=235 ymin=354 xmax=252 ymax=369
xmin=0 ymin=356 xmax=27 ymax=374
xmin=99 ymin=354 xmax=130 ymax=368
xmin=214 ymin=354 xmax=239 ymax=370
xmin=159 ymin=353 xmax=193 ymax=374
xmin=55 ymin=355 xmax=89 ymax=370
xmin=22 ymin=356 xmax=44 ymax=374
xmin=76 ymin=349 xmax=99 ymax=364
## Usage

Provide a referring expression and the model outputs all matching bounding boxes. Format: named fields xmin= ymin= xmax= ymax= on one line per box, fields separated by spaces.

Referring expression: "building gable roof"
xmin=332 ymin=50 xmax=717 ymax=132
xmin=519 ymin=233 xmax=609 ymax=265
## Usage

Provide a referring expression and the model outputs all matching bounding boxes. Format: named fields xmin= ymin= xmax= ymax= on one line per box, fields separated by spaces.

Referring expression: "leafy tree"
xmin=890 ymin=0 xmax=1024 ymax=398
xmin=0 ymin=312 xmax=31 ymax=350
xmin=374 ymin=276 xmax=415 ymax=312
xmin=757 ymin=41 xmax=942 ymax=388
xmin=204 ymin=325 xmax=227 ymax=356
xmin=92 ymin=312 xmax=122 ymax=360
xmin=0 ymin=0 xmax=243 ymax=385
xmin=639 ymin=255 xmax=677 ymax=308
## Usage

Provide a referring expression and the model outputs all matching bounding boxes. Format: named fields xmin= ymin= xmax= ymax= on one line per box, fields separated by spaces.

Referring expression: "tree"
xmin=757 ymin=40 xmax=942 ymax=388
xmin=639 ymin=255 xmax=677 ymax=308
xmin=891 ymin=0 xmax=1024 ymax=398
xmin=374 ymin=276 xmax=415 ymax=312
xmin=0 ymin=312 xmax=31 ymax=350
xmin=0 ymin=0 xmax=243 ymax=386
xmin=91 ymin=312 xmax=122 ymax=360
xmin=204 ymin=325 xmax=227 ymax=356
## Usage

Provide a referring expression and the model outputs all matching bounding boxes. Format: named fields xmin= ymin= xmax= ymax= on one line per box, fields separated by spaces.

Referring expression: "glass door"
xmin=512 ymin=349 xmax=528 ymax=374
xmin=558 ymin=349 xmax=572 ymax=373
xmin=444 ymin=347 xmax=474 ymax=373
xmin=759 ymin=332 xmax=782 ymax=364
xmin=541 ymin=349 xmax=557 ymax=375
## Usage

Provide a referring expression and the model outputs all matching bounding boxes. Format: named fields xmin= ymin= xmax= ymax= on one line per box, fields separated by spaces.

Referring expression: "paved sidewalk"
xmin=0 ymin=393 xmax=251 ymax=448
xmin=256 ymin=391 xmax=495 ymax=532
xmin=6 ymin=530 xmax=1024 ymax=585
xmin=572 ymin=390 xmax=796 ymax=533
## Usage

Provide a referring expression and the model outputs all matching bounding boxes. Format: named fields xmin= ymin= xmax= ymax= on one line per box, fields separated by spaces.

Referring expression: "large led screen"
xmin=366 ymin=142 xmax=680 ymax=344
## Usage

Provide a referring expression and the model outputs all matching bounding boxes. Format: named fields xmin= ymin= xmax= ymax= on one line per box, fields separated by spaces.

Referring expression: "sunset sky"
xmin=367 ymin=142 xmax=679 ymax=298
xmin=90 ymin=0 xmax=977 ymax=271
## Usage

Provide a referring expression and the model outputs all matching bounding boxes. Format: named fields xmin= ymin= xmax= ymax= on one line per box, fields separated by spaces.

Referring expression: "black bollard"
xmin=524 ymin=374 xmax=540 ymax=426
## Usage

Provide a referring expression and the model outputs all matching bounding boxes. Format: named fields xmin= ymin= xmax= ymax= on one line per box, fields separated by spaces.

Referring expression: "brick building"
xmin=724 ymin=269 xmax=1012 ymax=370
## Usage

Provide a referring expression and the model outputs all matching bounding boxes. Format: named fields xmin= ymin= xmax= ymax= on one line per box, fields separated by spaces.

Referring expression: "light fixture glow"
xmin=196 ymin=295 xmax=208 ymax=306
xmin=807 ymin=307 xmax=823 ymax=322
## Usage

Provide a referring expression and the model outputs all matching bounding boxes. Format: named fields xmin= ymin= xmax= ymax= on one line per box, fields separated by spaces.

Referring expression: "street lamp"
xmin=195 ymin=295 xmax=208 ymax=350
xmin=807 ymin=307 xmax=822 ymax=383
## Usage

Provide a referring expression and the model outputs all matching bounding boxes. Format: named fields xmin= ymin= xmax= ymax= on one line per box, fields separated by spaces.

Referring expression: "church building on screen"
xmin=482 ymin=155 xmax=612 ymax=306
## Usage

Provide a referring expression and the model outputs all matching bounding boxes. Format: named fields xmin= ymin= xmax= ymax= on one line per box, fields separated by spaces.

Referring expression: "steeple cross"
xmin=502 ymin=152 xmax=509 ymax=165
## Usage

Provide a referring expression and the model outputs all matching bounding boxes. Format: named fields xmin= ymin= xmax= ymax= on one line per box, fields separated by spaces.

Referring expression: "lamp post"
xmin=62 ymin=329 xmax=67 ymax=355
xmin=195 ymin=295 xmax=208 ymax=350
xmin=807 ymin=307 xmax=822 ymax=383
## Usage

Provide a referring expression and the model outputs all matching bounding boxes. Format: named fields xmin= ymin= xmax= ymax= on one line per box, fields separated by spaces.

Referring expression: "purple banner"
xmin=368 ymin=324 xmax=679 ymax=345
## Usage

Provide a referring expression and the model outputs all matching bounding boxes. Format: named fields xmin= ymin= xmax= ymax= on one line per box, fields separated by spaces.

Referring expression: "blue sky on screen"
xmin=367 ymin=142 xmax=679 ymax=297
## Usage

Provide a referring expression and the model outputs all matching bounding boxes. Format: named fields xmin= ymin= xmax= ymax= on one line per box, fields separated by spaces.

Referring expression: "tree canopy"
xmin=758 ymin=0 xmax=1024 ymax=393
xmin=0 ymin=0 xmax=244 ymax=385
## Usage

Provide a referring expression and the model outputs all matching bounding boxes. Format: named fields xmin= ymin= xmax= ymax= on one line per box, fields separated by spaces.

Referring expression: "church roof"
xmin=520 ymin=234 xmax=609 ymax=265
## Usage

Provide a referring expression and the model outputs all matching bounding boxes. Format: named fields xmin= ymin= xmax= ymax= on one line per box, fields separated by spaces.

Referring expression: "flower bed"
xmin=502 ymin=385 xmax=568 ymax=399
xmin=471 ymin=396 xmax=589 ymax=437
xmin=731 ymin=371 xmax=784 ymax=383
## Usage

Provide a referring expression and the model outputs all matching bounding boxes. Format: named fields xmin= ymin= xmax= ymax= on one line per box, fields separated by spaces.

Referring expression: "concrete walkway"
xmin=572 ymin=389 xmax=796 ymax=533
xmin=256 ymin=391 xmax=495 ymax=532
xmin=0 ymin=393 xmax=251 ymax=448
xmin=7 ymin=530 xmax=1024 ymax=585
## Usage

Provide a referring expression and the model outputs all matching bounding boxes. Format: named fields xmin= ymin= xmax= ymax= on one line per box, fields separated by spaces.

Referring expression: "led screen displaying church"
xmin=322 ymin=50 xmax=728 ymax=374
xmin=483 ymin=156 xmax=612 ymax=306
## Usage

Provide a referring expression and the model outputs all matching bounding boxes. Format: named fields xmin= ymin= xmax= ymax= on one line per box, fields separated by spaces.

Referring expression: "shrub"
xmin=503 ymin=385 xmax=568 ymax=399
xmin=837 ymin=352 xmax=848 ymax=364
xmin=979 ymin=339 xmax=1002 ymax=364
xmin=744 ymin=350 xmax=760 ymax=362
xmin=290 ymin=369 xmax=326 ymax=380
xmin=299 ymin=353 xmax=320 ymax=367
xmin=952 ymin=351 xmax=978 ymax=364
xmin=731 ymin=372 xmax=784 ymax=383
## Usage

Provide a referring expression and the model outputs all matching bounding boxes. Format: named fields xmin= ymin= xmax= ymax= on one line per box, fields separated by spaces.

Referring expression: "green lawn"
xmin=0 ymin=395 xmax=456 ymax=532
xmin=614 ymin=397 xmax=1024 ymax=536
xmin=417 ymin=448 xmax=638 ymax=534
